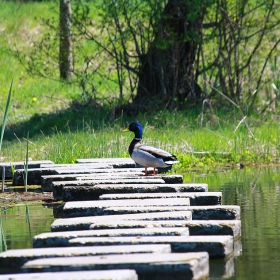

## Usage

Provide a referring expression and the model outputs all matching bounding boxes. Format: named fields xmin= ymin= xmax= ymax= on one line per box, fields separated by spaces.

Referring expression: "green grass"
xmin=0 ymin=107 xmax=279 ymax=171
xmin=0 ymin=1 xmax=75 ymax=126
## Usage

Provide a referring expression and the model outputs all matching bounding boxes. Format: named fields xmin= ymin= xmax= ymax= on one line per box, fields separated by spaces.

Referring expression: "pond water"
xmin=0 ymin=204 xmax=55 ymax=251
xmin=0 ymin=167 xmax=280 ymax=279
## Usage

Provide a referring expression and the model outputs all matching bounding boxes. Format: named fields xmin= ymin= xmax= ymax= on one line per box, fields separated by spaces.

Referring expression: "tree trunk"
xmin=134 ymin=0 xmax=204 ymax=109
xmin=59 ymin=0 xmax=73 ymax=81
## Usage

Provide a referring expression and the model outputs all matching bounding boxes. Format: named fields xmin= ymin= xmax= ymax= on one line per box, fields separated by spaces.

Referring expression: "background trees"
xmin=16 ymin=0 xmax=280 ymax=114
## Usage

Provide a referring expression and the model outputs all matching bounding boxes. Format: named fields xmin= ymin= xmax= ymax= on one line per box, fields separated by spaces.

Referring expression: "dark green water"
xmin=185 ymin=166 xmax=280 ymax=280
xmin=0 ymin=204 xmax=55 ymax=251
xmin=1 ymin=167 xmax=280 ymax=279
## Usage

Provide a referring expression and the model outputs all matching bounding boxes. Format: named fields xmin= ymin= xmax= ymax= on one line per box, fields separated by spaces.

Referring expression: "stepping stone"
xmin=42 ymin=174 xmax=183 ymax=192
xmin=0 ymin=270 xmax=138 ymax=280
xmin=76 ymin=158 xmax=172 ymax=173
xmin=53 ymin=167 xmax=151 ymax=175
xmin=63 ymin=203 xmax=240 ymax=220
xmin=76 ymin=158 xmax=137 ymax=164
xmin=41 ymin=172 xmax=144 ymax=191
xmin=0 ymin=160 xmax=54 ymax=179
xmin=103 ymin=205 xmax=240 ymax=220
xmin=62 ymin=183 xmax=208 ymax=201
xmin=51 ymin=211 xmax=193 ymax=232
xmin=67 ymin=235 xmax=233 ymax=258
xmin=63 ymin=198 xmax=191 ymax=218
xmin=0 ymin=244 xmax=170 ymax=273
xmin=99 ymin=192 xmax=222 ymax=206
xmin=20 ymin=252 xmax=209 ymax=280
xmin=54 ymin=179 xmax=167 ymax=200
xmin=76 ymin=158 xmax=137 ymax=168
xmin=33 ymin=228 xmax=189 ymax=248
xmin=13 ymin=164 xmax=113 ymax=185
xmin=89 ymin=220 xmax=242 ymax=237
xmin=44 ymin=159 xmax=136 ymax=169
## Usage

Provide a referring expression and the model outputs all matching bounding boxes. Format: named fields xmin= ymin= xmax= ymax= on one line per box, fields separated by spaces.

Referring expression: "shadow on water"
xmin=1 ymin=167 xmax=280 ymax=279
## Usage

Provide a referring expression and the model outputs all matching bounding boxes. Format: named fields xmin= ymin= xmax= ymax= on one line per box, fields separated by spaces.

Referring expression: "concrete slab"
xmin=103 ymin=205 xmax=240 ymax=220
xmin=33 ymin=228 xmax=189 ymax=248
xmin=62 ymin=183 xmax=208 ymax=201
xmin=42 ymin=174 xmax=183 ymax=192
xmin=13 ymin=164 xmax=113 ymax=185
xmin=89 ymin=220 xmax=241 ymax=237
xmin=51 ymin=211 xmax=193 ymax=232
xmin=76 ymin=159 xmax=172 ymax=173
xmin=0 ymin=160 xmax=54 ymax=179
xmin=0 ymin=244 xmax=170 ymax=273
xmin=99 ymin=192 xmax=222 ymax=206
xmin=41 ymin=172 xmax=144 ymax=191
xmin=0 ymin=270 xmax=138 ymax=280
xmin=76 ymin=158 xmax=137 ymax=164
xmin=21 ymin=252 xmax=209 ymax=280
xmin=42 ymin=161 xmax=136 ymax=169
xmin=55 ymin=180 xmax=168 ymax=201
xmin=67 ymin=235 xmax=233 ymax=258
xmin=63 ymin=198 xmax=191 ymax=218
xmin=52 ymin=167 xmax=150 ymax=175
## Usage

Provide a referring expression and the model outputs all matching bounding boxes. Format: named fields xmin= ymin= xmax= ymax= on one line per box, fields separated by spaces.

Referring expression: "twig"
xmin=234 ymin=116 xmax=247 ymax=133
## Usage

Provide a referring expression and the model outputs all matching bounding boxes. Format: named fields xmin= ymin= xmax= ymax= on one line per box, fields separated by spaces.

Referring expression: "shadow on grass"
xmin=4 ymin=101 xmax=120 ymax=141
xmin=4 ymin=100 xmax=201 ymax=141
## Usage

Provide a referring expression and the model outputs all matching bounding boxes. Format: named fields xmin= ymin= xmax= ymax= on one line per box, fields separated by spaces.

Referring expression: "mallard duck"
xmin=123 ymin=122 xmax=179 ymax=176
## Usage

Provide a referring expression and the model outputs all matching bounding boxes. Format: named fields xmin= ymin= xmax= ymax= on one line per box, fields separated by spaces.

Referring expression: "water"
xmin=186 ymin=167 xmax=280 ymax=280
xmin=0 ymin=204 xmax=55 ymax=251
xmin=1 ymin=167 xmax=280 ymax=279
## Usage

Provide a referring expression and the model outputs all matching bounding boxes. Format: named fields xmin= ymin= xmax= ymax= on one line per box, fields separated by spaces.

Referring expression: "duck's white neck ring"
xmin=134 ymin=138 xmax=142 ymax=141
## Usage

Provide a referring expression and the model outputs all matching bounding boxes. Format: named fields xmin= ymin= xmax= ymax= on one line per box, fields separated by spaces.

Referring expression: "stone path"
xmin=0 ymin=158 xmax=242 ymax=279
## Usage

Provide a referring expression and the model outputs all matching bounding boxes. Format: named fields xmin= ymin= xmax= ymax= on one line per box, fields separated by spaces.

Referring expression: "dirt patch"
xmin=0 ymin=186 xmax=57 ymax=205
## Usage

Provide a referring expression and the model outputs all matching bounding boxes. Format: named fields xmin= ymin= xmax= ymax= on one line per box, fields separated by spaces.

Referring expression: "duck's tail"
xmin=164 ymin=154 xmax=179 ymax=165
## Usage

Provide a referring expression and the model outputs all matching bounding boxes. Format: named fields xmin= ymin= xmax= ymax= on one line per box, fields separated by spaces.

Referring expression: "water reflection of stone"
xmin=210 ymin=257 xmax=235 ymax=279
xmin=234 ymin=238 xmax=242 ymax=257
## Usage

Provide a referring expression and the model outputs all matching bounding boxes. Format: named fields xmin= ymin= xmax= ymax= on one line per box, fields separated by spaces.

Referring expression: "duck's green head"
xmin=123 ymin=122 xmax=143 ymax=139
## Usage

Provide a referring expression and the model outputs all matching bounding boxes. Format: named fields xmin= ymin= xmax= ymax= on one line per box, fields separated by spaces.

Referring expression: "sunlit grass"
xmin=0 ymin=110 xmax=279 ymax=171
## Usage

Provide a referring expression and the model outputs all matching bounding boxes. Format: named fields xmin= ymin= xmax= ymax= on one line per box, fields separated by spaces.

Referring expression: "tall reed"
xmin=24 ymin=132 xmax=29 ymax=192
xmin=0 ymin=79 xmax=13 ymax=155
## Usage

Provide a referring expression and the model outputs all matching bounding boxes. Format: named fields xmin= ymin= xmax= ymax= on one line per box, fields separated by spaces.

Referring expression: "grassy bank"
xmin=1 ymin=107 xmax=280 ymax=171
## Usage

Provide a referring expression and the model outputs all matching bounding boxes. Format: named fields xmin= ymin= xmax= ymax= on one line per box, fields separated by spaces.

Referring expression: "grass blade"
xmin=24 ymin=132 xmax=29 ymax=192
xmin=0 ymin=79 xmax=13 ymax=154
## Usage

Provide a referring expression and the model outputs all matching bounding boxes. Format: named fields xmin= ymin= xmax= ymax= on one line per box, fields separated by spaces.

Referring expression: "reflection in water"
xmin=0 ymin=204 xmax=54 ymax=252
xmin=185 ymin=167 xmax=280 ymax=280
xmin=1 ymin=167 xmax=280 ymax=279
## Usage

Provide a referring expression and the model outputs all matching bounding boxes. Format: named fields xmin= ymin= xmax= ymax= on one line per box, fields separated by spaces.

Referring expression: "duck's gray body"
xmin=131 ymin=142 xmax=177 ymax=168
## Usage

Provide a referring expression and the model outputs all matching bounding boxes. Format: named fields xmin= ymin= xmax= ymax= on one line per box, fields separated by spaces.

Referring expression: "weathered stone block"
xmin=89 ymin=220 xmax=242 ymax=237
xmin=67 ymin=235 xmax=233 ymax=258
xmin=63 ymin=198 xmax=190 ymax=218
xmin=102 ymin=205 xmax=240 ymax=220
xmin=0 ymin=244 xmax=170 ymax=273
xmin=99 ymin=192 xmax=222 ymax=206
xmin=0 ymin=160 xmax=54 ymax=179
xmin=51 ymin=211 xmax=193 ymax=232
xmin=0 ymin=270 xmax=138 ymax=280
xmin=20 ymin=252 xmax=209 ymax=280
xmin=61 ymin=183 xmax=208 ymax=201
xmin=33 ymin=228 xmax=189 ymax=248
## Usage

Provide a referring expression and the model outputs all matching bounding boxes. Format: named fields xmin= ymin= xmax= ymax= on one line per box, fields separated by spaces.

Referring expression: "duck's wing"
xmin=138 ymin=144 xmax=177 ymax=160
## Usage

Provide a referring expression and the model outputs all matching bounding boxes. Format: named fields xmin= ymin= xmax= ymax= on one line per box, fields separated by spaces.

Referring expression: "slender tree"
xmin=59 ymin=0 xmax=73 ymax=81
